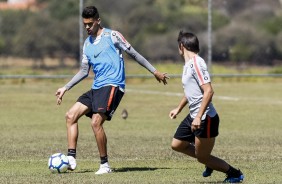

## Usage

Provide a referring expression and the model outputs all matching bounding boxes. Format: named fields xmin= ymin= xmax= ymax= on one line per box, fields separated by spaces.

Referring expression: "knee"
xmin=90 ymin=117 xmax=102 ymax=131
xmin=65 ymin=111 xmax=75 ymax=124
xmin=90 ymin=119 xmax=98 ymax=129
xmin=171 ymin=142 xmax=181 ymax=152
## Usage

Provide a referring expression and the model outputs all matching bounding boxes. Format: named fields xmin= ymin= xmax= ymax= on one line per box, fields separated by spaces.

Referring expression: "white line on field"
xmin=216 ymin=96 xmax=240 ymax=101
xmin=126 ymin=89 xmax=239 ymax=101
xmin=126 ymin=89 xmax=182 ymax=96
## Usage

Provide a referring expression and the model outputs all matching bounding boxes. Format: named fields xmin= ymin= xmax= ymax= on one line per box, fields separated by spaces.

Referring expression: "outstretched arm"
xmin=125 ymin=46 xmax=156 ymax=73
xmin=111 ymin=31 xmax=169 ymax=85
xmin=125 ymin=46 xmax=169 ymax=85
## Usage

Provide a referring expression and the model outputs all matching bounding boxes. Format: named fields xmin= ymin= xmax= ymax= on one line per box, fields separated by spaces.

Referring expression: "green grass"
xmin=0 ymin=78 xmax=282 ymax=184
xmin=0 ymin=57 xmax=280 ymax=76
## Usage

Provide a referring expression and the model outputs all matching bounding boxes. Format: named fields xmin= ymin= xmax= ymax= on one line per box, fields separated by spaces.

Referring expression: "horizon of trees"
xmin=0 ymin=0 xmax=281 ymax=67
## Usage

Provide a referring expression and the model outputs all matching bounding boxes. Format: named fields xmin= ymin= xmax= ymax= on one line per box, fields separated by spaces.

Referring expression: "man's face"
xmin=83 ymin=18 xmax=100 ymax=35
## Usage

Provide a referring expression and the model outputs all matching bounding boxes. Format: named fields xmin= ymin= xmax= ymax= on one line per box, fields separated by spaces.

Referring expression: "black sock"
xmin=227 ymin=165 xmax=241 ymax=177
xmin=206 ymin=166 xmax=213 ymax=172
xmin=67 ymin=149 xmax=76 ymax=158
xmin=100 ymin=156 xmax=108 ymax=164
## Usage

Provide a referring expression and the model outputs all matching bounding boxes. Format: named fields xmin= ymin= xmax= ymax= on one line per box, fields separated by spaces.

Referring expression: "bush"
xmin=214 ymin=23 xmax=275 ymax=65
xmin=275 ymin=32 xmax=282 ymax=60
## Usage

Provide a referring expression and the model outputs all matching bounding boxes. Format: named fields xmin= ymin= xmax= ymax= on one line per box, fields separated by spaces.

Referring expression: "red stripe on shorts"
xmin=207 ymin=116 xmax=211 ymax=138
xmin=107 ymin=86 xmax=115 ymax=111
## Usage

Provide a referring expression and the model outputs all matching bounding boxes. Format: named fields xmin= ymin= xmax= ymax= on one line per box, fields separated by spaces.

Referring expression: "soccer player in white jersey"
xmin=169 ymin=31 xmax=244 ymax=183
xmin=55 ymin=6 xmax=169 ymax=175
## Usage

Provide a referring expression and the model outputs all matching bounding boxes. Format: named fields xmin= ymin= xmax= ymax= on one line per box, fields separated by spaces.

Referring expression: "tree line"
xmin=0 ymin=0 xmax=281 ymax=66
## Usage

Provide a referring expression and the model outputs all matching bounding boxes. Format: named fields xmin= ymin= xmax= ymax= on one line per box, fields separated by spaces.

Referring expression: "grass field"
xmin=0 ymin=76 xmax=282 ymax=184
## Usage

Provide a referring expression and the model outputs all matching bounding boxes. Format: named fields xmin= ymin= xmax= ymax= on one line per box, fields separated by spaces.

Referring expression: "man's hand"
xmin=191 ymin=117 xmax=201 ymax=132
xmin=55 ymin=87 xmax=67 ymax=105
xmin=169 ymin=108 xmax=180 ymax=119
xmin=153 ymin=70 xmax=169 ymax=85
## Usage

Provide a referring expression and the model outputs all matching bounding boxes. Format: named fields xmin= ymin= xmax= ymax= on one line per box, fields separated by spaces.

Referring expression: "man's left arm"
xmin=111 ymin=31 xmax=169 ymax=85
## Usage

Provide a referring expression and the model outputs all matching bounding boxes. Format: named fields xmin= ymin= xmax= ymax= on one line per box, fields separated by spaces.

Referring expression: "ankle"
xmin=226 ymin=165 xmax=241 ymax=177
xmin=67 ymin=149 xmax=76 ymax=158
xmin=100 ymin=156 xmax=108 ymax=164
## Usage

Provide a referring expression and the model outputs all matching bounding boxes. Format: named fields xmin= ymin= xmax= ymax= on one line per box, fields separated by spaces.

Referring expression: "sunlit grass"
xmin=0 ymin=79 xmax=282 ymax=183
xmin=0 ymin=57 xmax=280 ymax=76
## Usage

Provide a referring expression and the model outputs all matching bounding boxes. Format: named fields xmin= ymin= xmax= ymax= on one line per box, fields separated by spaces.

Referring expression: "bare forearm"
xmin=177 ymin=96 xmax=188 ymax=112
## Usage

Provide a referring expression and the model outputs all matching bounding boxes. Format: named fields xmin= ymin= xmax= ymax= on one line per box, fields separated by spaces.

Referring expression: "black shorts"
xmin=77 ymin=86 xmax=124 ymax=121
xmin=174 ymin=114 xmax=219 ymax=143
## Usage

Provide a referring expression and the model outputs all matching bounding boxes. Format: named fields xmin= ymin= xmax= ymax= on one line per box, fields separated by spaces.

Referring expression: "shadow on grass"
xmin=70 ymin=169 xmax=95 ymax=173
xmin=198 ymin=182 xmax=225 ymax=184
xmin=69 ymin=167 xmax=170 ymax=174
xmin=113 ymin=167 xmax=170 ymax=173
xmin=62 ymin=168 xmax=225 ymax=184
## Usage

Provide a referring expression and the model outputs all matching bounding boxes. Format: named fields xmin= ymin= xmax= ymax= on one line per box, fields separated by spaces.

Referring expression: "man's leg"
xmin=91 ymin=113 xmax=107 ymax=158
xmin=90 ymin=113 xmax=112 ymax=174
xmin=194 ymin=137 xmax=229 ymax=172
xmin=195 ymin=137 xmax=244 ymax=183
xmin=172 ymin=138 xmax=227 ymax=172
xmin=172 ymin=137 xmax=241 ymax=174
xmin=171 ymin=138 xmax=214 ymax=177
xmin=65 ymin=102 xmax=89 ymax=170
xmin=171 ymin=138 xmax=196 ymax=158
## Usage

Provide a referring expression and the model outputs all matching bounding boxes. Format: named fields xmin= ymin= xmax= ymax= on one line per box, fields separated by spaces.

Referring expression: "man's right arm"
xmin=55 ymin=60 xmax=90 ymax=105
xmin=64 ymin=61 xmax=90 ymax=90
xmin=169 ymin=96 xmax=188 ymax=119
xmin=55 ymin=41 xmax=90 ymax=105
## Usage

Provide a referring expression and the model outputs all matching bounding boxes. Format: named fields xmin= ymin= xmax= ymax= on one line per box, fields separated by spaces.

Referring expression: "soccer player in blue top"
xmin=169 ymin=31 xmax=244 ymax=183
xmin=55 ymin=6 xmax=169 ymax=175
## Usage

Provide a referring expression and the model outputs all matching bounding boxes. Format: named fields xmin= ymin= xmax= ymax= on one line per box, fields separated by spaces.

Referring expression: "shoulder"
xmin=111 ymin=30 xmax=126 ymax=41
xmin=103 ymin=28 xmax=112 ymax=37
xmin=193 ymin=55 xmax=207 ymax=68
xmin=194 ymin=55 xmax=205 ymax=63
xmin=110 ymin=30 xmax=131 ymax=49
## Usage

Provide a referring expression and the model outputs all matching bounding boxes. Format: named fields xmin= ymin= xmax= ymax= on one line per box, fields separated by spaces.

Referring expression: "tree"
xmin=48 ymin=0 xmax=79 ymax=20
xmin=0 ymin=10 xmax=33 ymax=56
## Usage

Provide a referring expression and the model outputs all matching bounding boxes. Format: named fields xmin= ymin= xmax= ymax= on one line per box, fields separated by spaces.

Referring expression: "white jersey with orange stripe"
xmin=182 ymin=55 xmax=217 ymax=120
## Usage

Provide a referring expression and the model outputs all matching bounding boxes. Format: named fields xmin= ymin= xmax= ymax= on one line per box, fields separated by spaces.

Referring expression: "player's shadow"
xmin=198 ymin=182 xmax=227 ymax=184
xmin=74 ymin=167 xmax=169 ymax=173
xmin=113 ymin=167 xmax=169 ymax=173
xmin=70 ymin=169 xmax=94 ymax=173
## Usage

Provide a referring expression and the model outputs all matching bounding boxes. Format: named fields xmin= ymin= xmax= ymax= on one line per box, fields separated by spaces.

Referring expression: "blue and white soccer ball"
xmin=48 ymin=153 xmax=69 ymax=173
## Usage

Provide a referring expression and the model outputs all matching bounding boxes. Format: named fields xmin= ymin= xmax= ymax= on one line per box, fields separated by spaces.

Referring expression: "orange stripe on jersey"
xmin=107 ymin=86 xmax=116 ymax=111
xmin=193 ymin=56 xmax=204 ymax=85
xmin=116 ymin=31 xmax=128 ymax=44
xmin=207 ymin=116 xmax=211 ymax=138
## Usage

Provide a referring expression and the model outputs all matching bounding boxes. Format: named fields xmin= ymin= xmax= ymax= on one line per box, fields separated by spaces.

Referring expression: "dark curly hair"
xmin=82 ymin=6 xmax=99 ymax=19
